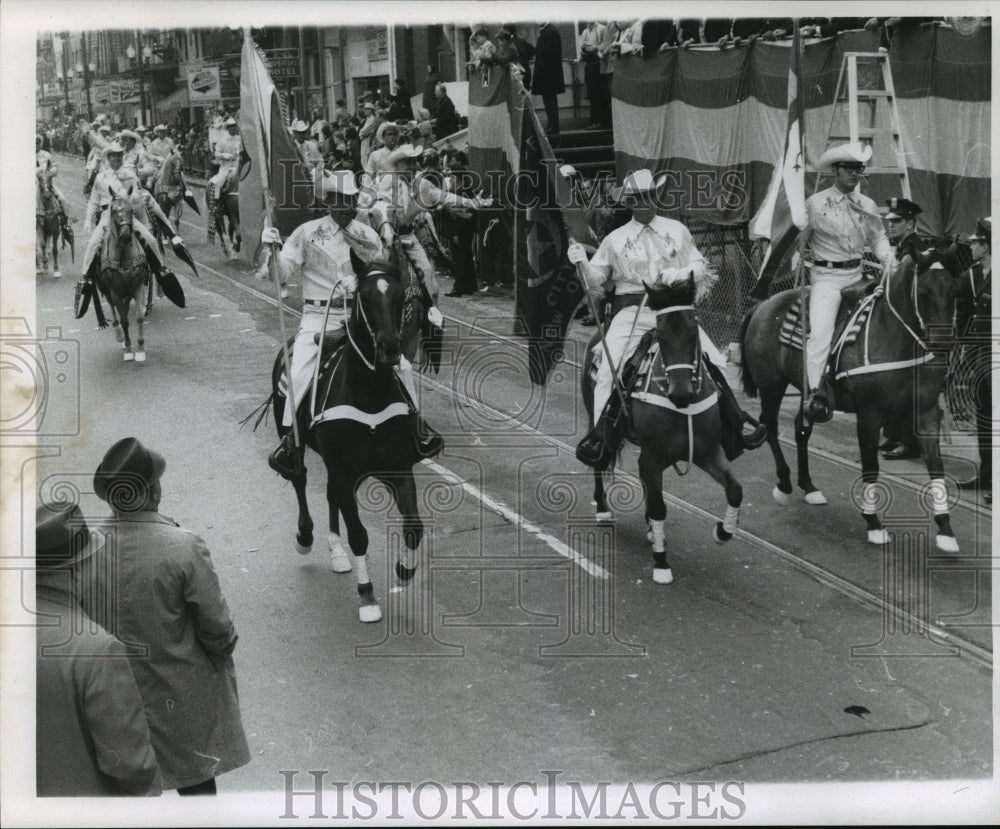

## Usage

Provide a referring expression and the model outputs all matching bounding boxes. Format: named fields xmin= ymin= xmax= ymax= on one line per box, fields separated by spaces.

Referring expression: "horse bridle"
xmin=345 ymin=270 xmax=403 ymax=372
xmin=882 ymin=261 xmax=932 ymax=352
xmin=653 ymin=304 xmax=702 ymax=395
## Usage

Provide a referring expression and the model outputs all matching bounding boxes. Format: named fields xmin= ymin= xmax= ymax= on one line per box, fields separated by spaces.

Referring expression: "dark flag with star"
xmin=512 ymin=98 xmax=590 ymax=385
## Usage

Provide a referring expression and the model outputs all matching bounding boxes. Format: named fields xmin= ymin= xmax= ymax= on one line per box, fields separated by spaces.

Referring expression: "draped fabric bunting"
xmin=611 ymin=24 xmax=990 ymax=237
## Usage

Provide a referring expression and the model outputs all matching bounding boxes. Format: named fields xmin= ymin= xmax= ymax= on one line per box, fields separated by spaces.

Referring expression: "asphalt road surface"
xmin=11 ymin=153 xmax=995 ymax=822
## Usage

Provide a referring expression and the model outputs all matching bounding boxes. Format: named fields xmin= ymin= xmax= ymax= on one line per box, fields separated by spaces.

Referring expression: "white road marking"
xmin=420 ymin=457 xmax=610 ymax=580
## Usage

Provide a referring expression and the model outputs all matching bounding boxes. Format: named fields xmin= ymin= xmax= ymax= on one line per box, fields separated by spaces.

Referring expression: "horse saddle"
xmin=778 ymin=281 xmax=879 ymax=360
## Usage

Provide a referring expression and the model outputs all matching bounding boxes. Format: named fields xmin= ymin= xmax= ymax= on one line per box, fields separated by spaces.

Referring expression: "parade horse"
xmin=739 ymin=245 xmax=964 ymax=552
xmin=36 ymin=162 xmax=67 ymax=277
xmin=208 ymin=166 xmax=241 ymax=260
xmin=153 ymin=150 xmax=196 ymax=229
xmin=581 ymin=276 xmax=745 ymax=585
xmin=86 ymin=188 xmax=154 ymax=362
xmin=269 ymin=249 xmax=428 ymax=622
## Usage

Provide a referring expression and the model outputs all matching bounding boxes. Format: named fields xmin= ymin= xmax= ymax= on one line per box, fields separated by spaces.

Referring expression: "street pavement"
xmin=9 ymin=154 xmax=995 ymax=820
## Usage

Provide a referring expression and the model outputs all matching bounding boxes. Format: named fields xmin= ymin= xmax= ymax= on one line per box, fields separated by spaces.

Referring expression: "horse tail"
xmin=737 ymin=307 xmax=759 ymax=399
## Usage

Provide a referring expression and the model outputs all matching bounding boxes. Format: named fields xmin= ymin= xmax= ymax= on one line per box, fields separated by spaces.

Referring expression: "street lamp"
xmin=126 ymin=34 xmax=147 ymax=127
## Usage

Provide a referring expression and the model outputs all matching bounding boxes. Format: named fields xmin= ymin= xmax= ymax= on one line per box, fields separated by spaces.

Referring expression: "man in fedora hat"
xmin=955 ymin=217 xmax=992 ymax=502
xmin=35 ymin=499 xmax=162 ymax=796
xmin=799 ymin=141 xmax=894 ymax=423
xmin=568 ymin=169 xmax=766 ymax=463
xmin=291 ymin=118 xmax=324 ymax=173
xmin=880 ymin=197 xmax=928 ymax=459
xmin=261 ymin=169 xmax=445 ymax=487
xmin=82 ymin=437 xmax=250 ymax=794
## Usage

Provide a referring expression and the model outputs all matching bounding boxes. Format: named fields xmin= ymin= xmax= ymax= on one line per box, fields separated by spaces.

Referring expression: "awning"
xmin=157 ymin=85 xmax=189 ymax=111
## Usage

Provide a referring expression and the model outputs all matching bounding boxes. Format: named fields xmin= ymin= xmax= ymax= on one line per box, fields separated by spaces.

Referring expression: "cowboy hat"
xmin=387 ymin=143 xmax=424 ymax=165
xmin=153 ymin=123 xmax=168 ymax=133
xmin=316 ymin=168 xmax=360 ymax=200
xmin=290 ymin=119 xmax=310 ymax=133
xmin=35 ymin=500 xmax=100 ymax=569
xmin=375 ymin=121 xmax=400 ymax=143
xmin=967 ymin=216 xmax=991 ymax=243
xmin=817 ymin=141 xmax=872 ymax=173
xmin=119 ymin=129 xmax=141 ymax=143
xmin=135 ymin=125 xmax=148 ymax=133
xmin=884 ymin=197 xmax=922 ymax=221
xmin=93 ymin=437 xmax=166 ymax=505
xmin=102 ymin=141 xmax=125 ymax=157
xmin=611 ymin=168 xmax=667 ymax=201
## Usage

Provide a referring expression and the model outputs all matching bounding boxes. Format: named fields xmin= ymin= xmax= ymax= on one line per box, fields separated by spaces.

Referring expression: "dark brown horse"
xmin=270 ymin=250 xmax=429 ymax=622
xmin=210 ymin=167 xmax=241 ymax=260
xmin=153 ymin=151 xmax=187 ymax=228
xmin=581 ymin=276 xmax=745 ymax=585
xmin=36 ymin=162 xmax=64 ymax=277
xmin=739 ymin=247 xmax=964 ymax=552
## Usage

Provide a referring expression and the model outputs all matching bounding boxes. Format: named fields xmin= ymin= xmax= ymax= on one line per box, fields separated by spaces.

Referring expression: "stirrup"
xmin=805 ymin=391 xmax=832 ymax=424
xmin=268 ymin=434 xmax=304 ymax=480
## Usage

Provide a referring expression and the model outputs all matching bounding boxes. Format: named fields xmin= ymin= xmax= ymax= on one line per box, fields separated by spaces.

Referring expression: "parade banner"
xmin=238 ymin=31 xmax=315 ymax=257
xmin=611 ymin=24 xmax=990 ymax=237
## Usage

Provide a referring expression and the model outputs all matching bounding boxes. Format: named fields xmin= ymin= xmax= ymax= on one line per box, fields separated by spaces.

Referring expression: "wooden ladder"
xmin=816 ymin=51 xmax=911 ymax=200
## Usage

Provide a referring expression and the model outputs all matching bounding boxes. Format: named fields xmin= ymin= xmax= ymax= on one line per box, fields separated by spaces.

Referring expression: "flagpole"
xmin=245 ymin=28 xmax=304 ymax=468
xmin=791 ymin=20 xmax=812 ymax=430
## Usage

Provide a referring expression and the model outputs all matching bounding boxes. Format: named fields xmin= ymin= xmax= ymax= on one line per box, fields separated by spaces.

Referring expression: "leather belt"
xmin=609 ymin=293 xmax=644 ymax=316
xmin=304 ymin=298 xmax=352 ymax=307
xmin=809 ymin=258 xmax=862 ymax=270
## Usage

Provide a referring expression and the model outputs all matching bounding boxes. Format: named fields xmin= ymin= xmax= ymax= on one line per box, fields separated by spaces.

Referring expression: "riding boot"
xmin=703 ymin=357 xmax=767 ymax=457
xmin=805 ymin=385 xmax=834 ymax=424
xmin=268 ymin=432 xmax=305 ymax=481
xmin=576 ymin=393 xmax=625 ymax=470
xmin=414 ymin=415 xmax=444 ymax=459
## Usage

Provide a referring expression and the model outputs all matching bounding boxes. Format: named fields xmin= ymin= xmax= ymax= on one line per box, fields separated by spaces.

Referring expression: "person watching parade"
xmin=798 ymin=142 xmax=894 ymax=423
xmin=260 ymin=168 xmax=444 ymax=482
xmin=567 ymin=168 xmax=766 ymax=463
xmin=291 ymin=118 xmax=324 ymax=173
xmin=955 ymin=217 xmax=992 ymax=503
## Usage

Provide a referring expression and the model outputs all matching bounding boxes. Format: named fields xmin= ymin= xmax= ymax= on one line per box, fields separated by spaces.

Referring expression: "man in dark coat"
xmin=880 ymin=198 xmax=929 ymax=460
xmin=955 ymin=218 xmax=992 ymax=502
xmin=36 ymin=500 xmax=162 ymax=797
xmin=83 ymin=437 xmax=251 ymax=794
xmin=530 ymin=22 xmax=566 ymax=135
xmin=432 ymin=82 xmax=459 ymax=140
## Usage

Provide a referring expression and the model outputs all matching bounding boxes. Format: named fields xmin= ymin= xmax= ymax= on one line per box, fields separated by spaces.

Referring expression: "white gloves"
xmin=472 ymin=195 xmax=493 ymax=209
xmin=427 ymin=306 xmax=443 ymax=328
xmin=567 ymin=243 xmax=589 ymax=265
xmin=261 ymin=226 xmax=281 ymax=245
xmin=171 ymin=235 xmax=182 ymax=246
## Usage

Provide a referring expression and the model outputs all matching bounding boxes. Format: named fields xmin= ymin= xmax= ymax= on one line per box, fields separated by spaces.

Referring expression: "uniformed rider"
xmin=36 ymin=135 xmax=71 ymax=218
xmin=567 ymin=168 xmax=765 ymax=461
xmin=260 ymin=169 xmax=444 ymax=480
xmin=798 ymin=142 xmax=894 ymax=423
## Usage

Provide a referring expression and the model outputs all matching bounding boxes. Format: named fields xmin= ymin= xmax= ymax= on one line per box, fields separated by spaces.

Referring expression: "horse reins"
xmin=652 ymin=302 xmax=704 ymax=475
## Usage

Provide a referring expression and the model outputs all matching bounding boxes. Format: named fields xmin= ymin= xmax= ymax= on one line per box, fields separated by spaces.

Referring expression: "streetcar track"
xmin=58 ymin=163 xmax=993 ymax=668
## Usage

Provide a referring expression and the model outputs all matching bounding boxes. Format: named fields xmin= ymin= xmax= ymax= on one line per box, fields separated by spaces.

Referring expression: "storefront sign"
xmin=364 ymin=27 xmax=388 ymax=61
xmin=265 ymin=48 xmax=300 ymax=81
xmin=187 ymin=65 xmax=222 ymax=101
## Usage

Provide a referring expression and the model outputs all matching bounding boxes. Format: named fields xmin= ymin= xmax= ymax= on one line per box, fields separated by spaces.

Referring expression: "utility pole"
xmin=81 ymin=32 xmax=93 ymax=121
xmin=135 ymin=29 xmax=147 ymax=127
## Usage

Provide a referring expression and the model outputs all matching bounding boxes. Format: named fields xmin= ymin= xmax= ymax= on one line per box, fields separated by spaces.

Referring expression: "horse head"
xmin=644 ymin=273 xmax=701 ymax=409
xmin=909 ymin=241 xmax=963 ymax=351
xmin=109 ymin=186 xmax=136 ymax=246
xmin=37 ymin=162 xmax=54 ymax=195
xmin=349 ymin=247 xmax=405 ymax=369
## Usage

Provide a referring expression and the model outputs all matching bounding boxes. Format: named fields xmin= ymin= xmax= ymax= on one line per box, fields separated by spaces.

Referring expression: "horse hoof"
xmin=123 ymin=351 xmax=134 ymax=362
xmin=329 ymin=549 xmax=353 ymax=573
xmin=229 ymin=251 xmax=239 ymax=261
xmin=52 ymin=270 xmax=61 ymax=278
xmin=359 ymin=604 xmax=383 ymax=623
xmin=595 ymin=511 xmax=613 ymax=522
xmin=772 ymin=486 xmax=790 ymax=506
xmin=134 ymin=351 xmax=146 ymax=363
xmin=294 ymin=538 xmax=312 ymax=555
xmin=935 ymin=534 xmax=960 ymax=554
xmin=713 ymin=523 xmax=733 ymax=545
xmin=804 ymin=490 xmax=828 ymax=506
xmin=867 ymin=529 xmax=890 ymax=545
xmin=652 ymin=567 xmax=674 ymax=585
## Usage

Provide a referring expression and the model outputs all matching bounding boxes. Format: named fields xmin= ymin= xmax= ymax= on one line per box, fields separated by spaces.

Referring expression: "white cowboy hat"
xmin=316 ymin=168 xmax=360 ymax=199
xmin=223 ymin=117 xmax=238 ymax=127
xmin=612 ymin=168 xmax=667 ymax=201
xmin=119 ymin=129 xmax=141 ymax=143
xmin=102 ymin=141 xmax=126 ymax=156
xmin=290 ymin=119 xmax=310 ymax=133
xmin=387 ymin=143 xmax=423 ymax=165
xmin=135 ymin=125 xmax=148 ymax=133
xmin=153 ymin=123 xmax=168 ymax=133
xmin=375 ymin=121 xmax=400 ymax=143
xmin=817 ymin=141 xmax=872 ymax=173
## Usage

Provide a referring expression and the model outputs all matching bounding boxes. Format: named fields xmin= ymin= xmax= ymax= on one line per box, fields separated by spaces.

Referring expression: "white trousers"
xmin=805 ymin=267 xmax=863 ymax=390
xmin=282 ymin=303 xmax=417 ymax=426
xmin=592 ymin=304 xmax=726 ymax=423
xmin=209 ymin=165 xmax=235 ymax=200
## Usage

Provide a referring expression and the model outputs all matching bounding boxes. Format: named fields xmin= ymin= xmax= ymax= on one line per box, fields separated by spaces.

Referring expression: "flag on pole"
xmin=749 ymin=25 xmax=807 ymax=299
xmin=512 ymin=88 xmax=589 ymax=385
xmin=238 ymin=30 xmax=314 ymax=255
